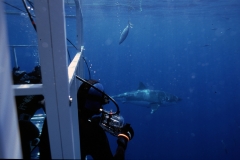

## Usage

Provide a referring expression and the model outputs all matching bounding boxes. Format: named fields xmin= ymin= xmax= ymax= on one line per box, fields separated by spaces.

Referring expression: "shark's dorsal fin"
xmin=138 ymin=82 xmax=147 ymax=90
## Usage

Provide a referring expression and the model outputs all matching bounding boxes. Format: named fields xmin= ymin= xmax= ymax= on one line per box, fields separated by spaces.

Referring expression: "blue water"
xmin=4 ymin=0 xmax=240 ymax=159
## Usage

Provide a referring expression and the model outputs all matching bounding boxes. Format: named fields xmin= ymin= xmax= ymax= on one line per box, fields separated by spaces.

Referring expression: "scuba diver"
xmin=12 ymin=65 xmax=45 ymax=159
xmin=77 ymin=78 xmax=134 ymax=160
xmin=13 ymin=65 xmax=52 ymax=159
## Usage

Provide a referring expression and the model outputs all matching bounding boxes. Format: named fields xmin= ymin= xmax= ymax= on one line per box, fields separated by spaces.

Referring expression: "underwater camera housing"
xmin=75 ymin=76 xmax=125 ymax=136
xmin=99 ymin=109 xmax=124 ymax=136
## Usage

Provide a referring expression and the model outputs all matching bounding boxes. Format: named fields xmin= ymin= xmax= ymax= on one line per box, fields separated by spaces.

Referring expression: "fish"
xmin=119 ymin=21 xmax=133 ymax=44
xmin=111 ymin=82 xmax=182 ymax=114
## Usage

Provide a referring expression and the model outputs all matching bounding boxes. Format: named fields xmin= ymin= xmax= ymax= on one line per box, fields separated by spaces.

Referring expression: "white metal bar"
xmin=35 ymin=0 xmax=80 ymax=158
xmin=9 ymin=45 xmax=76 ymax=47
xmin=9 ymin=45 xmax=37 ymax=47
xmin=48 ymin=0 xmax=79 ymax=158
xmin=67 ymin=1 xmax=85 ymax=158
xmin=68 ymin=51 xmax=83 ymax=159
xmin=75 ymin=0 xmax=83 ymax=51
xmin=34 ymin=0 xmax=63 ymax=158
xmin=68 ymin=46 xmax=85 ymax=85
xmin=13 ymin=48 xmax=18 ymax=68
xmin=13 ymin=84 xmax=43 ymax=96
xmin=0 ymin=1 xmax=22 ymax=158
xmin=3 ymin=0 xmax=85 ymax=158
xmin=69 ymin=53 xmax=81 ymax=85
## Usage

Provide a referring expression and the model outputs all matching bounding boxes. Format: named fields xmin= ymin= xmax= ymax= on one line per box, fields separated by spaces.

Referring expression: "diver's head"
xmin=77 ymin=79 xmax=108 ymax=116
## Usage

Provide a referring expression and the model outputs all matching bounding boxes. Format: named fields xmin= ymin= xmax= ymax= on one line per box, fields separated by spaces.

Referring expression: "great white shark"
xmin=111 ymin=82 xmax=182 ymax=114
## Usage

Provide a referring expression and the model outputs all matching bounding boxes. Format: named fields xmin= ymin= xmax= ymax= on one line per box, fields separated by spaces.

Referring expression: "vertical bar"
xmin=75 ymin=0 xmax=83 ymax=51
xmin=35 ymin=0 xmax=63 ymax=158
xmin=13 ymin=48 xmax=18 ymax=69
xmin=35 ymin=0 xmax=80 ymax=158
xmin=0 ymin=1 xmax=22 ymax=158
xmin=47 ymin=0 xmax=78 ymax=158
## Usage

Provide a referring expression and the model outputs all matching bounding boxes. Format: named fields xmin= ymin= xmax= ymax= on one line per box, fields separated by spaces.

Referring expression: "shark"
xmin=111 ymin=82 xmax=182 ymax=114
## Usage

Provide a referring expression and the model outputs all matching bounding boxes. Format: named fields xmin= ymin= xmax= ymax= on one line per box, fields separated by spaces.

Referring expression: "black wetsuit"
xmin=79 ymin=116 xmax=125 ymax=160
xmin=15 ymin=95 xmax=44 ymax=159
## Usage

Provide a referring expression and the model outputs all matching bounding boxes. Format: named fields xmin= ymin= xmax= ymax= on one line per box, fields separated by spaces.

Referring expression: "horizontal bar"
xmin=9 ymin=45 xmax=76 ymax=47
xmin=13 ymin=84 xmax=43 ymax=96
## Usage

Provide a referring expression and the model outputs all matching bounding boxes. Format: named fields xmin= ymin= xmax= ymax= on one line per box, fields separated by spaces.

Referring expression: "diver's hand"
xmin=117 ymin=124 xmax=134 ymax=150
xmin=118 ymin=123 xmax=134 ymax=141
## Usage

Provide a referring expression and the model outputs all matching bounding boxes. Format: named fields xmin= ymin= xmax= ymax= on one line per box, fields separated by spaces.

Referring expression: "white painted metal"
xmin=68 ymin=51 xmax=84 ymax=159
xmin=1 ymin=0 xmax=84 ymax=158
xmin=0 ymin=1 xmax=22 ymax=158
xmin=68 ymin=2 xmax=84 ymax=158
xmin=13 ymin=84 xmax=43 ymax=96
xmin=34 ymin=0 xmax=82 ymax=158
xmin=75 ymin=0 xmax=84 ymax=50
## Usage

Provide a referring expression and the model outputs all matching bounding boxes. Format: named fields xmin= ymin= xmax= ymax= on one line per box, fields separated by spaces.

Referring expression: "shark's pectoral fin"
xmin=150 ymin=103 xmax=161 ymax=114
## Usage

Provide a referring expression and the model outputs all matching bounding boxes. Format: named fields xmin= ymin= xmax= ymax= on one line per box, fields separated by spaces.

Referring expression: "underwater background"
xmin=4 ymin=0 xmax=240 ymax=159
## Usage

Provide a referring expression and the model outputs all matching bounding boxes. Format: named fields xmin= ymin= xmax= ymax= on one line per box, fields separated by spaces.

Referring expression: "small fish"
xmin=119 ymin=21 xmax=133 ymax=45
